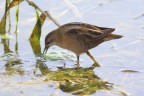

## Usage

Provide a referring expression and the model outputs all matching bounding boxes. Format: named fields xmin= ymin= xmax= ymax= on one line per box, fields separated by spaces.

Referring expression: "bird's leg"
xmin=74 ymin=55 xmax=80 ymax=67
xmin=86 ymin=51 xmax=101 ymax=67
xmin=77 ymin=55 xmax=80 ymax=65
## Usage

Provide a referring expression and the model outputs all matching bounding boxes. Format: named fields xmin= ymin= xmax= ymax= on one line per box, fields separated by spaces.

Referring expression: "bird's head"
xmin=43 ymin=32 xmax=56 ymax=54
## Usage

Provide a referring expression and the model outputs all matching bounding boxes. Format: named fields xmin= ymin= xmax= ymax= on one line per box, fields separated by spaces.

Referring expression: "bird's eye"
xmin=47 ymin=41 xmax=50 ymax=44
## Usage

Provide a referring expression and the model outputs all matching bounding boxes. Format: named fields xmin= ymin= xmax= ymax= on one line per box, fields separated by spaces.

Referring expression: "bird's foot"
xmin=92 ymin=62 xmax=101 ymax=67
xmin=74 ymin=63 xmax=80 ymax=68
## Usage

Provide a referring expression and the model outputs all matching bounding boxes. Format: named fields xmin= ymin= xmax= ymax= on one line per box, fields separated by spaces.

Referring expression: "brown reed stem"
xmin=25 ymin=0 xmax=61 ymax=27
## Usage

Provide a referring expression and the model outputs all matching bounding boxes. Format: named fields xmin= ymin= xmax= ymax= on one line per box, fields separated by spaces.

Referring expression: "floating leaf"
xmin=43 ymin=51 xmax=75 ymax=61
xmin=117 ymin=90 xmax=129 ymax=96
xmin=43 ymin=54 xmax=62 ymax=61
xmin=121 ymin=69 xmax=139 ymax=73
xmin=49 ymin=52 xmax=57 ymax=54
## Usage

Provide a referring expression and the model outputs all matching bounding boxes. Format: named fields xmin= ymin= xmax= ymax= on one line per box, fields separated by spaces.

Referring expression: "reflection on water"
xmin=1 ymin=39 xmax=11 ymax=53
xmin=4 ymin=54 xmax=24 ymax=75
xmin=37 ymin=61 xmax=113 ymax=95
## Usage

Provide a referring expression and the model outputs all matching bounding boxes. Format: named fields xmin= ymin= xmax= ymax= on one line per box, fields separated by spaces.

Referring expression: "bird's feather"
xmin=64 ymin=25 xmax=115 ymax=42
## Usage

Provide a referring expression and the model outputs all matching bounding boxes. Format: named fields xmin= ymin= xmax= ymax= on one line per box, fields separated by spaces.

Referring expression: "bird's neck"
xmin=52 ymin=29 xmax=63 ymax=45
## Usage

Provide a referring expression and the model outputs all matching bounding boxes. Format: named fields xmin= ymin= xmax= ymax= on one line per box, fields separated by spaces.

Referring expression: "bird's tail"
xmin=94 ymin=28 xmax=115 ymax=40
xmin=110 ymin=34 xmax=123 ymax=39
xmin=103 ymin=34 xmax=123 ymax=41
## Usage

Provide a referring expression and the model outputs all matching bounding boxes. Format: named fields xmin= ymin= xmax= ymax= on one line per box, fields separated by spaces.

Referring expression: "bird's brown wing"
xmin=64 ymin=27 xmax=115 ymax=42
xmin=62 ymin=22 xmax=114 ymax=32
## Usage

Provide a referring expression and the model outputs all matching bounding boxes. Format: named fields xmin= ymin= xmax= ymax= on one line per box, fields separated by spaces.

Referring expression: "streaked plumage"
xmin=43 ymin=22 xmax=123 ymax=66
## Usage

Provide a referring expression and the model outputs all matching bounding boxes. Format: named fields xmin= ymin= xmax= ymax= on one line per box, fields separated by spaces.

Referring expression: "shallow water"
xmin=0 ymin=0 xmax=144 ymax=96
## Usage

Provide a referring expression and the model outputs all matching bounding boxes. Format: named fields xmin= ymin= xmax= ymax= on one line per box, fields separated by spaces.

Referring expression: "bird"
xmin=43 ymin=22 xmax=123 ymax=67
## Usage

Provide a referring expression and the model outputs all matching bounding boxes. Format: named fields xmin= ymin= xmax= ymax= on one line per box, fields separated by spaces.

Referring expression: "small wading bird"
xmin=43 ymin=22 xmax=123 ymax=66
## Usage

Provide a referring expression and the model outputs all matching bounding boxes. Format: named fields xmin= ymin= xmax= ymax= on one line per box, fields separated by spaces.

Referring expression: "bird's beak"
xmin=43 ymin=47 xmax=49 ymax=54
